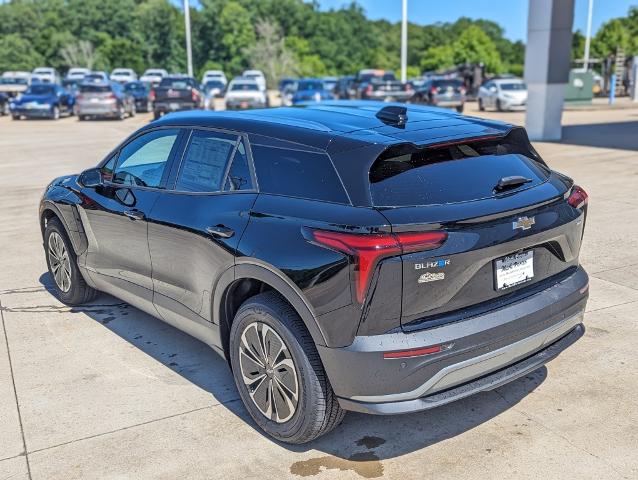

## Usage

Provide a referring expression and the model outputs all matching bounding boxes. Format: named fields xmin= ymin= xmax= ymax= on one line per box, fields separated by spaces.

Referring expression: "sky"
xmin=316 ymin=0 xmax=636 ymax=41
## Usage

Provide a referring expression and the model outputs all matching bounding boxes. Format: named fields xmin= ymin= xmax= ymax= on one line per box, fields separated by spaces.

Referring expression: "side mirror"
xmin=490 ymin=86 xmax=497 ymax=93
xmin=78 ymin=167 xmax=103 ymax=188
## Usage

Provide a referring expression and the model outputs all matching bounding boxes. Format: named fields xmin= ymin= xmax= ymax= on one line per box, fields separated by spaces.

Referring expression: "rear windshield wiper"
xmin=494 ymin=175 xmax=532 ymax=192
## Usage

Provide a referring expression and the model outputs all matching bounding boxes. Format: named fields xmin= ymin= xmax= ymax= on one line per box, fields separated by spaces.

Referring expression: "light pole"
xmin=583 ymin=0 xmax=594 ymax=70
xmin=401 ymin=0 xmax=408 ymax=83
xmin=184 ymin=0 xmax=194 ymax=77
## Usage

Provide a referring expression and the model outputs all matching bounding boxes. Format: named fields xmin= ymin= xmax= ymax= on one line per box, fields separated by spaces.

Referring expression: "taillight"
xmin=568 ymin=185 xmax=588 ymax=209
xmin=365 ymin=85 xmax=373 ymax=95
xmin=76 ymin=94 xmax=83 ymax=101
xmin=191 ymin=88 xmax=199 ymax=102
xmin=308 ymin=229 xmax=447 ymax=303
xmin=149 ymin=89 xmax=155 ymax=102
xmin=108 ymin=93 xmax=116 ymax=100
xmin=430 ymin=86 xmax=439 ymax=94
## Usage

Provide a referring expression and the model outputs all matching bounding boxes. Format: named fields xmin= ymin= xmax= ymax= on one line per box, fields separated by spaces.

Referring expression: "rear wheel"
xmin=12 ymin=114 xmax=20 ymax=120
xmin=117 ymin=106 xmax=125 ymax=120
xmin=44 ymin=217 xmax=97 ymax=305
xmin=153 ymin=111 xmax=161 ymax=120
xmin=229 ymin=292 xmax=345 ymax=444
xmin=456 ymin=104 xmax=464 ymax=113
xmin=51 ymin=106 xmax=60 ymax=120
xmin=496 ymin=99 xmax=503 ymax=112
xmin=478 ymin=98 xmax=485 ymax=111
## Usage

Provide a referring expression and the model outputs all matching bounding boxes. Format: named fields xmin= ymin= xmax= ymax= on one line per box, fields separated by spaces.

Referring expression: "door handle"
xmin=124 ymin=209 xmax=145 ymax=221
xmin=206 ymin=225 xmax=234 ymax=238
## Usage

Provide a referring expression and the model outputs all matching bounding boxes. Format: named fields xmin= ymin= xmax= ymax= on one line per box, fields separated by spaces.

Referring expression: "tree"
xmin=218 ymin=1 xmax=256 ymax=76
xmin=0 ymin=34 xmax=43 ymax=72
xmin=60 ymin=41 xmax=99 ymax=70
xmin=246 ymin=20 xmax=296 ymax=86
xmin=420 ymin=45 xmax=455 ymax=72
xmin=286 ymin=36 xmax=327 ymax=78
xmin=452 ymin=25 xmax=502 ymax=73
xmin=593 ymin=18 xmax=631 ymax=58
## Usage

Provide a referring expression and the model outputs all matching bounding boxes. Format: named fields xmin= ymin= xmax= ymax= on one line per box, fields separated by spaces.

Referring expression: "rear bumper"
xmin=317 ymin=266 xmax=588 ymax=414
xmin=364 ymin=91 xmax=413 ymax=102
xmin=154 ymin=101 xmax=198 ymax=113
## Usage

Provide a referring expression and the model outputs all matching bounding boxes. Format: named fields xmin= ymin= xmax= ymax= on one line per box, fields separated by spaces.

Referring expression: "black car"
xmin=40 ymin=102 xmax=589 ymax=444
xmin=124 ymin=81 xmax=153 ymax=113
xmin=414 ymin=78 xmax=466 ymax=112
xmin=151 ymin=75 xmax=203 ymax=119
xmin=333 ymin=75 xmax=355 ymax=99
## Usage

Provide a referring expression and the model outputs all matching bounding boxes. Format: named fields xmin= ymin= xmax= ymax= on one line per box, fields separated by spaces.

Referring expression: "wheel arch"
xmin=40 ymin=200 xmax=87 ymax=256
xmin=213 ymin=261 xmax=327 ymax=362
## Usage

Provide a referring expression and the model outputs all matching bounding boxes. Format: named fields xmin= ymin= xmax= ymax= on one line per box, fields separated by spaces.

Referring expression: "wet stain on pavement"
xmin=356 ymin=436 xmax=386 ymax=449
xmin=290 ymin=451 xmax=383 ymax=478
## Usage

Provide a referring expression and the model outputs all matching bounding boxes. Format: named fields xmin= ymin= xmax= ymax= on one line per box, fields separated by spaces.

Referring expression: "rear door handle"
xmin=206 ymin=225 xmax=234 ymax=238
xmin=124 ymin=209 xmax=145 ymax=221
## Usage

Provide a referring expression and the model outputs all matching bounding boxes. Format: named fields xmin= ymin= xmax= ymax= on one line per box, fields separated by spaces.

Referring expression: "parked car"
xmin=140 ymin=68 xmax=168 ymax=87
xmin=242 ymin=69 xmax=267 ymax=91
xmin=83 ymin=71 xmax=110 ymax=83
xmin=61 ymin=78 xmax=82 ymax=96
xmin=291 ymin=79 xmax=333 ymax=104
xmin=355 ymin=70 xmax=413 ymax=102
xmin=414 ymin=78 xmax=466 ymax=112
xmin=334 ymin=75 xmax=356 ymax=99
xmin=0 ymin=92 xmax=9 ymax=116
xmin=280 ymin=81 xmax=297 ymax=107
xmin=201 ymin=70 xmax=227 ymax=86
xmin=478 ymin=78 xmax=528 ymax=111
xmin=0 ymin=72 xmax=30 ymax=98
xmin=111 ymin=68 xmax=138 ymax=84
xmin=278 ymin=77 xmax=295 ymax=93
xmin=31 ymin=67 xmax=60 ymax=84
xmin=66 ymin=68 xmax=90 ymax=81
xmin=76 ymin=81 xmax=135 ymax=120
xmin=202 ymin=80 xmax=225 ymax=110
xmin=321 ymin=76 xmax=338 ymax=93
xmin=9 ymin=82 xmax=74 ymax=120
xmin=224 ymin=77 xmax=267 ymax=110
xmin=151 ymin=75 xmax=202 ymax=119
xmin=124 ymin=81 xmax=152 ymax=112
xmin=40 ymin=102 xmax=589 ymax=444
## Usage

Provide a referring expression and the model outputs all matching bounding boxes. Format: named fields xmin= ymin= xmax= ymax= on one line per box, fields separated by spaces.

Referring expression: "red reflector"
xmin=383 ymin=345 xmax=442 ymax=359
xmin=309 ymin=229 xmax=447 ymax=303
xmin=568 ymin=185 xmax=588 ymax=209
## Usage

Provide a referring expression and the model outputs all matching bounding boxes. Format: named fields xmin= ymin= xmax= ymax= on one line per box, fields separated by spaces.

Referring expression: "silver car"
xmin=76 ymin=82 xmax=135 ymax=120
xmin=478 ymin=78 xmax=528 ymax=111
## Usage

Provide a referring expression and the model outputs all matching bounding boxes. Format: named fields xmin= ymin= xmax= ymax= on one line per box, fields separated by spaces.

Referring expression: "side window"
xmin=175 ymin=130 xmax=238 ymax=193
xmin=223 ymin=139 xmax=254 ymax=191
xmin=112 ymin=129 xmax=179 ymax=188
xmin=251 ymin=142 xmax=349 ymax=204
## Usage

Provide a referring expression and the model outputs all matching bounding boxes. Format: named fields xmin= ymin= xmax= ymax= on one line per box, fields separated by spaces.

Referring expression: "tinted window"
xmin=432 ymin=79 xmax=463 ymax=89
xmin=26 ymin=85 xmax=55 ymax=95
xmin=230 ymin=83 xmax=258 ymax=91
xmin=112 ymin=129 xmax=179 ymax=188
xmin=80 ymin=84 xmax=111 ymax=93
xmin=500 ymin=82 xmax=527 ymax=91
xmin=224 ymin=139 xmax=254 ymax=192
xmin=160 ymin=77 xmax=195 ymax=89
xmin=175 ymin=130 xmax=238 ymax=192
xmin=252 ymin=143 xmax=348 ymax=203
xmin=369 ymin=133 xmax=548 ymax=207
xmin=297 ymin=80 xmax=323 ymax=91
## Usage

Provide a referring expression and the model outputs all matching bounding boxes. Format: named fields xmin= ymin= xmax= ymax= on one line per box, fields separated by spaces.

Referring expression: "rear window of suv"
xmin=369 ymin=128 xmax=549 ymax=207
xmin=251 ymin=141 xmax=349 ymax=204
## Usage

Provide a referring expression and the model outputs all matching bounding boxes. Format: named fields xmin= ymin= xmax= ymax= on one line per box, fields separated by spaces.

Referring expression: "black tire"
xmin=229 ymin=292 xmax=345 ymax=444
xmin=78 ymin=115 xmax=86 ymax=121
xmin=456 ymin=104 xmax=464 ymax=113
xmin=496 ymin=99 xmax=503 ymax=112
xmin=153 ymin=111 xmax=161 ymax=120
xmin=44 ymin=217 xmax=97 ymax=305
xmin=12 ymin=114 xmax=20 ymax=120
xmin=478 ymin=98 xmax=485 ymax=111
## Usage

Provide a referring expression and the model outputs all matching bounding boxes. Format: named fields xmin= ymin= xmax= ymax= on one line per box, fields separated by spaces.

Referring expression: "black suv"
xmin=40 ymin=102 xmax=589 ymax=444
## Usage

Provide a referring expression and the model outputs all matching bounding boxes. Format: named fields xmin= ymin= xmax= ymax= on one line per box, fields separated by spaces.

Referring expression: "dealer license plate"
xmin=495 ymin=251 xmax=534 ymax=290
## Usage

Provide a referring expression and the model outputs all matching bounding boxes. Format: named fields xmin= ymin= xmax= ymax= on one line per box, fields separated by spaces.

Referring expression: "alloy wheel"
xmin=48 ymin=232 xmax=72 ymax=292
xmin=238 ymin=321 xmax=299 ymax=423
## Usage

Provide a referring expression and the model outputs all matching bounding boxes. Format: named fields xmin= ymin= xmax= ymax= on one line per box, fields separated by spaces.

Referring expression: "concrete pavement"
xmin=0 ymin=104 xmax=637 ymax=479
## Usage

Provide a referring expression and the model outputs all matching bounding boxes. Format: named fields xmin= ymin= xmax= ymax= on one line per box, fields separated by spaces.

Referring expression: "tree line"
xmin=0 ymin=0 xmax=636 ymax=85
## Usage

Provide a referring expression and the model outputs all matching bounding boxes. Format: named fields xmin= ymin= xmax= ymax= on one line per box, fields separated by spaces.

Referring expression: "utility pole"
xmin=401 ymin=0 xmax=408 ymax=83
xmin=583 ymin=0 xmax=594 ymax=70
xmin=184 ymin=0 xmax=194 ymax=77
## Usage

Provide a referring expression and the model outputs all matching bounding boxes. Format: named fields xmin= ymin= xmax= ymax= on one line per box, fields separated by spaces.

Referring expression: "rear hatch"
xmin=155 ymin=78 xmax=195 ymax=103
xmin=79 ymin=84 xmax=114 ymax=101
xmin=369 ymin=129 xmax=587 ymax=331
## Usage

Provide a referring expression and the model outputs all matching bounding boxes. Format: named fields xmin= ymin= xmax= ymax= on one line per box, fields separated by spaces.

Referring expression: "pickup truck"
xmin=355 ymin=69 xmax=413 ymax=102
xmin=151 ymin=76 xmax=203 ymax=119
xmin=0 ymin=73 xmax=30 ymax=98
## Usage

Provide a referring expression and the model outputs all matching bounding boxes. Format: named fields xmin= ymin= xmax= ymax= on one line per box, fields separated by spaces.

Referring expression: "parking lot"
xmin=1 ymin=103 xmax=637 ymax=479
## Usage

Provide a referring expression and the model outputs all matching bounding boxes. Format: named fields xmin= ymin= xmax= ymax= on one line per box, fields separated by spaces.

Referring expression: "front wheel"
xmin=229 ymin=292 xmax=345 ymax=444
xmin=478 ymin=98 xmax=485 ymax=111
xmin=456 ymin=104 xmax=464 ymax=113
xmin=51 ymin=106 xmax=60 ymax=120
xmin=44 ymin=217 xmax=97 ymax=305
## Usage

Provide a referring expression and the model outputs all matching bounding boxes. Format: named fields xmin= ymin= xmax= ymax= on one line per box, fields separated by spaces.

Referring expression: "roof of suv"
xmin=153 ymin=101 xmax=512 ymax=153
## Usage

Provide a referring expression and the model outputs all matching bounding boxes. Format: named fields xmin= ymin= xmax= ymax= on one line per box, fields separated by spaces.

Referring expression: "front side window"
xmin=111 ymin=129 xmax=179 ymax=188
xmin=175 ymin=130 xmax=238 ymax=192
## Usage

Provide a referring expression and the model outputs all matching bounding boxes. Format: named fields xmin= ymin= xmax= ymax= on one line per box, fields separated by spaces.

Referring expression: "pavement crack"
xmin=0 ymin=297 xmax=33 ymax=480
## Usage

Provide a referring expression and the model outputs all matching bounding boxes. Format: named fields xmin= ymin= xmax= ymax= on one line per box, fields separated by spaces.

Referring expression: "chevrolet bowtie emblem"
xmin=513 ymin=216 xmax=535 ymax=231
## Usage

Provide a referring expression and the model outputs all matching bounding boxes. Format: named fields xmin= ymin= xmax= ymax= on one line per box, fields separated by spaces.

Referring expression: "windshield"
xmin=297 ymin=80 xmax=323 ymax=91
xmin=0 ymin=77 xmax=28 ymax=85
xmin=80 ymin=85 xmax=111 ymax=93
xmin=26 ymin=85 xmax=55 ymax=95
xmin=159 ymin=78 xmax=193 ymax=89
xmin=230 ymin=83 xmax=258 ymax=91
xmin=204 ymin=81 xmax=224 ymax=91
xmin=500 ymin=82 xmax=526 ymax=91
